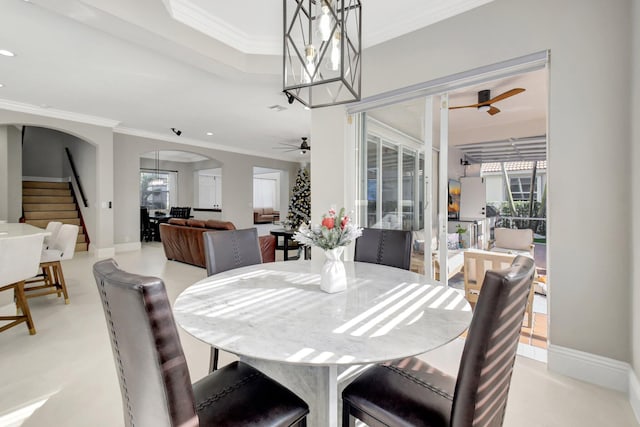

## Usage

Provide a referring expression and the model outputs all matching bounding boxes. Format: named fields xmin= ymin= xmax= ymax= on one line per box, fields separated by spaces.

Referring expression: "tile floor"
xmin=0 ymin=243 xmax=637 ymax=426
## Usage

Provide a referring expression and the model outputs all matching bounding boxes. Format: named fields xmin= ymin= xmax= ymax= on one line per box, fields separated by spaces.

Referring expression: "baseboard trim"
xmin=114 ymin=242 xmax=141 ymax=253
xmin=548 ymin=344 xmax=629 ymax=392
xmin=630 ymin=370 xmax=640 ymax=423
xmin=91 ymin=246 xmax=116 ymax=258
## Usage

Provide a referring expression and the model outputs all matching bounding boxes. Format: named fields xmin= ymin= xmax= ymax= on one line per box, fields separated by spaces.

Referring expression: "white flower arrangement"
xmin=293 ymin=207 xmax=362 ymax=250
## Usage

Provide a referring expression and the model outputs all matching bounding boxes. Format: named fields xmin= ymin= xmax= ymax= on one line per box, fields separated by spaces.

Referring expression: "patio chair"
xmin=490 ymin=227 xmax=534 ymax=256
xmin=92 ymin=259 xmax=308 ymax=427
xmin=342 ymin=255 xmax=536 ymax=427
xmin=464 ymin=249 xmax=535 ymax=328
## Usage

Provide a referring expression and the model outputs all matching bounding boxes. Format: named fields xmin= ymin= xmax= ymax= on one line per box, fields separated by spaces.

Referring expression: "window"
xmin=508 ymin=177 xmax=537 ymax=201
xmin=140 ymin=170 xmax=177 ymax=211
xmin=253 ymin=178 xmax=277 ymax=208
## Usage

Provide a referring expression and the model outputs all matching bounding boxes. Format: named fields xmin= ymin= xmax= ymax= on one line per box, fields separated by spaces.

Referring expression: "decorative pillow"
xmin=447 ymin=233 xmax=460 ymax=250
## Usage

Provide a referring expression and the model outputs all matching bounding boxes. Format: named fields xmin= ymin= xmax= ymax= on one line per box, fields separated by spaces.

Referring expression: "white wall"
xmin=310 ymin=107 xmax=350 ymax=260
xmin=114 ymin=133 xmax=298 ymax=246
xmin=311 ymin=0 xmax=632 ymax=366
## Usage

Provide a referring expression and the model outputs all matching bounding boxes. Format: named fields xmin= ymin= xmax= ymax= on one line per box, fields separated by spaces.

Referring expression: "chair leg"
xmin=53 ymin=261 xmax=70 ymax=304
xmin=525 ymin=281 xmax=535 ymax=328
xmin=209 ymin=347 xmax=219 ymax=372
xmin=15 ymin=281 xmax=36 ymax=335
xmin=342 ymin=402 xmax=355 ymax=427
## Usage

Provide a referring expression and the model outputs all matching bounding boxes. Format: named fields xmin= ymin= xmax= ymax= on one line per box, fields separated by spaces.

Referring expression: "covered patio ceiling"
xmin=457 ymin=135 xmax=547 ymax=164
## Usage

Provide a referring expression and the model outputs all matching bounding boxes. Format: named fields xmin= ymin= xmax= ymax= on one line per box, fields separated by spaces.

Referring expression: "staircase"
xmin=22 ymin=181 xmax=88 ymax=252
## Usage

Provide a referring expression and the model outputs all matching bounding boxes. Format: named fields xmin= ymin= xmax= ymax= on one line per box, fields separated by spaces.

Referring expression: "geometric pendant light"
xmin=283 ymin=0 xmax=362 ymax=108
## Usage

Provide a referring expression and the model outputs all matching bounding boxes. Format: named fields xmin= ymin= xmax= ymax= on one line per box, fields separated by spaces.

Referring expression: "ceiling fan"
xmin=274 ymin=137 xmax=311 ymax=154
xmin=449 ymin=88 xmax=525 ymax=116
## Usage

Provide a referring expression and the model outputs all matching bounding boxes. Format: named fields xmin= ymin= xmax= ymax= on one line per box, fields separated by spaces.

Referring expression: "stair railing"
xmin=64 ymin=147 xmax=88 ymax=207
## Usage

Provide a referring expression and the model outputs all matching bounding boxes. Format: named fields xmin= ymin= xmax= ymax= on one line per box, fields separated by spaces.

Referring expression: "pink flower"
xmin=341 ymin=216 xmax=350 ymax=229
xmin=322 ymin=217 xmax=335 ymax=229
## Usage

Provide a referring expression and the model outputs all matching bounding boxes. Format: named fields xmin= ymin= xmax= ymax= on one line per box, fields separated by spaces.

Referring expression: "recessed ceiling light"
xmin=0 ymin=84 xmax=4 ymax=88
xmin=0 ymin=50 xmax=15 ymax=57
xmin=206 ymin=132 xmax=213 ymax=136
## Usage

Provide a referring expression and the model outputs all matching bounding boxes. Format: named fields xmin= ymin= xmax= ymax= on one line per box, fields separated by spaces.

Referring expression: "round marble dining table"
xmin=174 ymin=260 xmax=472 ymax=427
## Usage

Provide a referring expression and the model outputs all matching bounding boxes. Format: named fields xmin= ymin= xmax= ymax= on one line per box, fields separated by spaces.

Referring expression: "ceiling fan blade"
xmin=488 ymin=88 xmax=525 ymax=104
xmin=488 ymin=106 xmax=501 ymax=115
xmin=449 ymin=102 xmax=482 ymax=110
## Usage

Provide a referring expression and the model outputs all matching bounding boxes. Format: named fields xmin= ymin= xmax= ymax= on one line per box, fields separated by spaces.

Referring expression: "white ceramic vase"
xmin=320 ymin=247 xmax=347 ymax=293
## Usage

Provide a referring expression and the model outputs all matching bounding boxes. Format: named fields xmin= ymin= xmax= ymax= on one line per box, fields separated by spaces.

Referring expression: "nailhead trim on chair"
xmin=384 ymin=365 xmax=454 ymax=401
xmin=97 ymin=278 xmax=135 ymax=427
xmin=195 ymin=371 xmax=263 ymax=410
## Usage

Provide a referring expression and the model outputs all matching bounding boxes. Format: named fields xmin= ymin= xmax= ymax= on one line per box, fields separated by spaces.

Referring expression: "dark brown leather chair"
xmin=353 ymin=228 xmax=412 ymax=270
xmin=203 ymin=228 xmax=263 ymax=276
xmin=203 ymin=227 xmax=264 ymax=371
xmin=93 ymin=259 xmax=308 ymax=427
xmin=342 ymin=255 xmax=535 ymax=427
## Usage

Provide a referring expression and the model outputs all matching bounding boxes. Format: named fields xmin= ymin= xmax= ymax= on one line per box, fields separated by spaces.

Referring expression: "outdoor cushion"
xmin=493 ymin=227 xmax=533 ymax=251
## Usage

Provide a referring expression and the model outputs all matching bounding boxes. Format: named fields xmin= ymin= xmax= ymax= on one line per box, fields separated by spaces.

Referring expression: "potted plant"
xmin=455 ymin=224 xmax=467 ymax=249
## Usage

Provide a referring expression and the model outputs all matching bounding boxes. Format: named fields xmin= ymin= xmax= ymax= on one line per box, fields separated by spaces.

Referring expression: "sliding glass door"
xmin=358 ymin=115 xmax=432 ymax=233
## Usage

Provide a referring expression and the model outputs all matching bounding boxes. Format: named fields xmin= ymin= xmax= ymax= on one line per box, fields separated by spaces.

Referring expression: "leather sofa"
xmin=253 ymin=208 xmax=280 ymax=224
xmin=159 ymin=218 xmax=276 ymax=268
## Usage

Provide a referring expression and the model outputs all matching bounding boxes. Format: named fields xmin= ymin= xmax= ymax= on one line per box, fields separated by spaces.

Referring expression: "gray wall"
xmin=312 ymin=0 xmax=633 ymax=365
xmin=114 ymin=133 xmax=299 ymax=245
xmin=632 ymin=0 xmax=640 ymax=377
xmin=0 ymin=126 xmax=9 ymax=221
xmin=7 ymin=126 xmax=22 ymax=222
xmin=0 ymin=125 xmax=22 ymax=222
xmin=22 ymin=127 xmax=97 ymax=240
xmin=22 ymin=127 xmax=66 ymax=178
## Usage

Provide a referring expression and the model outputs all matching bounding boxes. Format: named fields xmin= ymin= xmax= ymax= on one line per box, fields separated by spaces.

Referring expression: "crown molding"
xmin=163 ymin=0 xmax=280 ymax=55
xmin=114 ymin=126 xmax=298 ymax=163
xmin=0 ymin=99 xmax=120 ymax=128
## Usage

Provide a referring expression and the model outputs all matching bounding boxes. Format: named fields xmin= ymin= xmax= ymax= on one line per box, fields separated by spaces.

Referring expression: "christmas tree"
xmin=285 ymin=167 xmax=310 ymax=230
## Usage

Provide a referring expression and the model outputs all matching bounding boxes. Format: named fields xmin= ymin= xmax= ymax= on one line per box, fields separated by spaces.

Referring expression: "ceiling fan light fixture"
xmin=478 ymin=105 xmax=490 ymax=113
